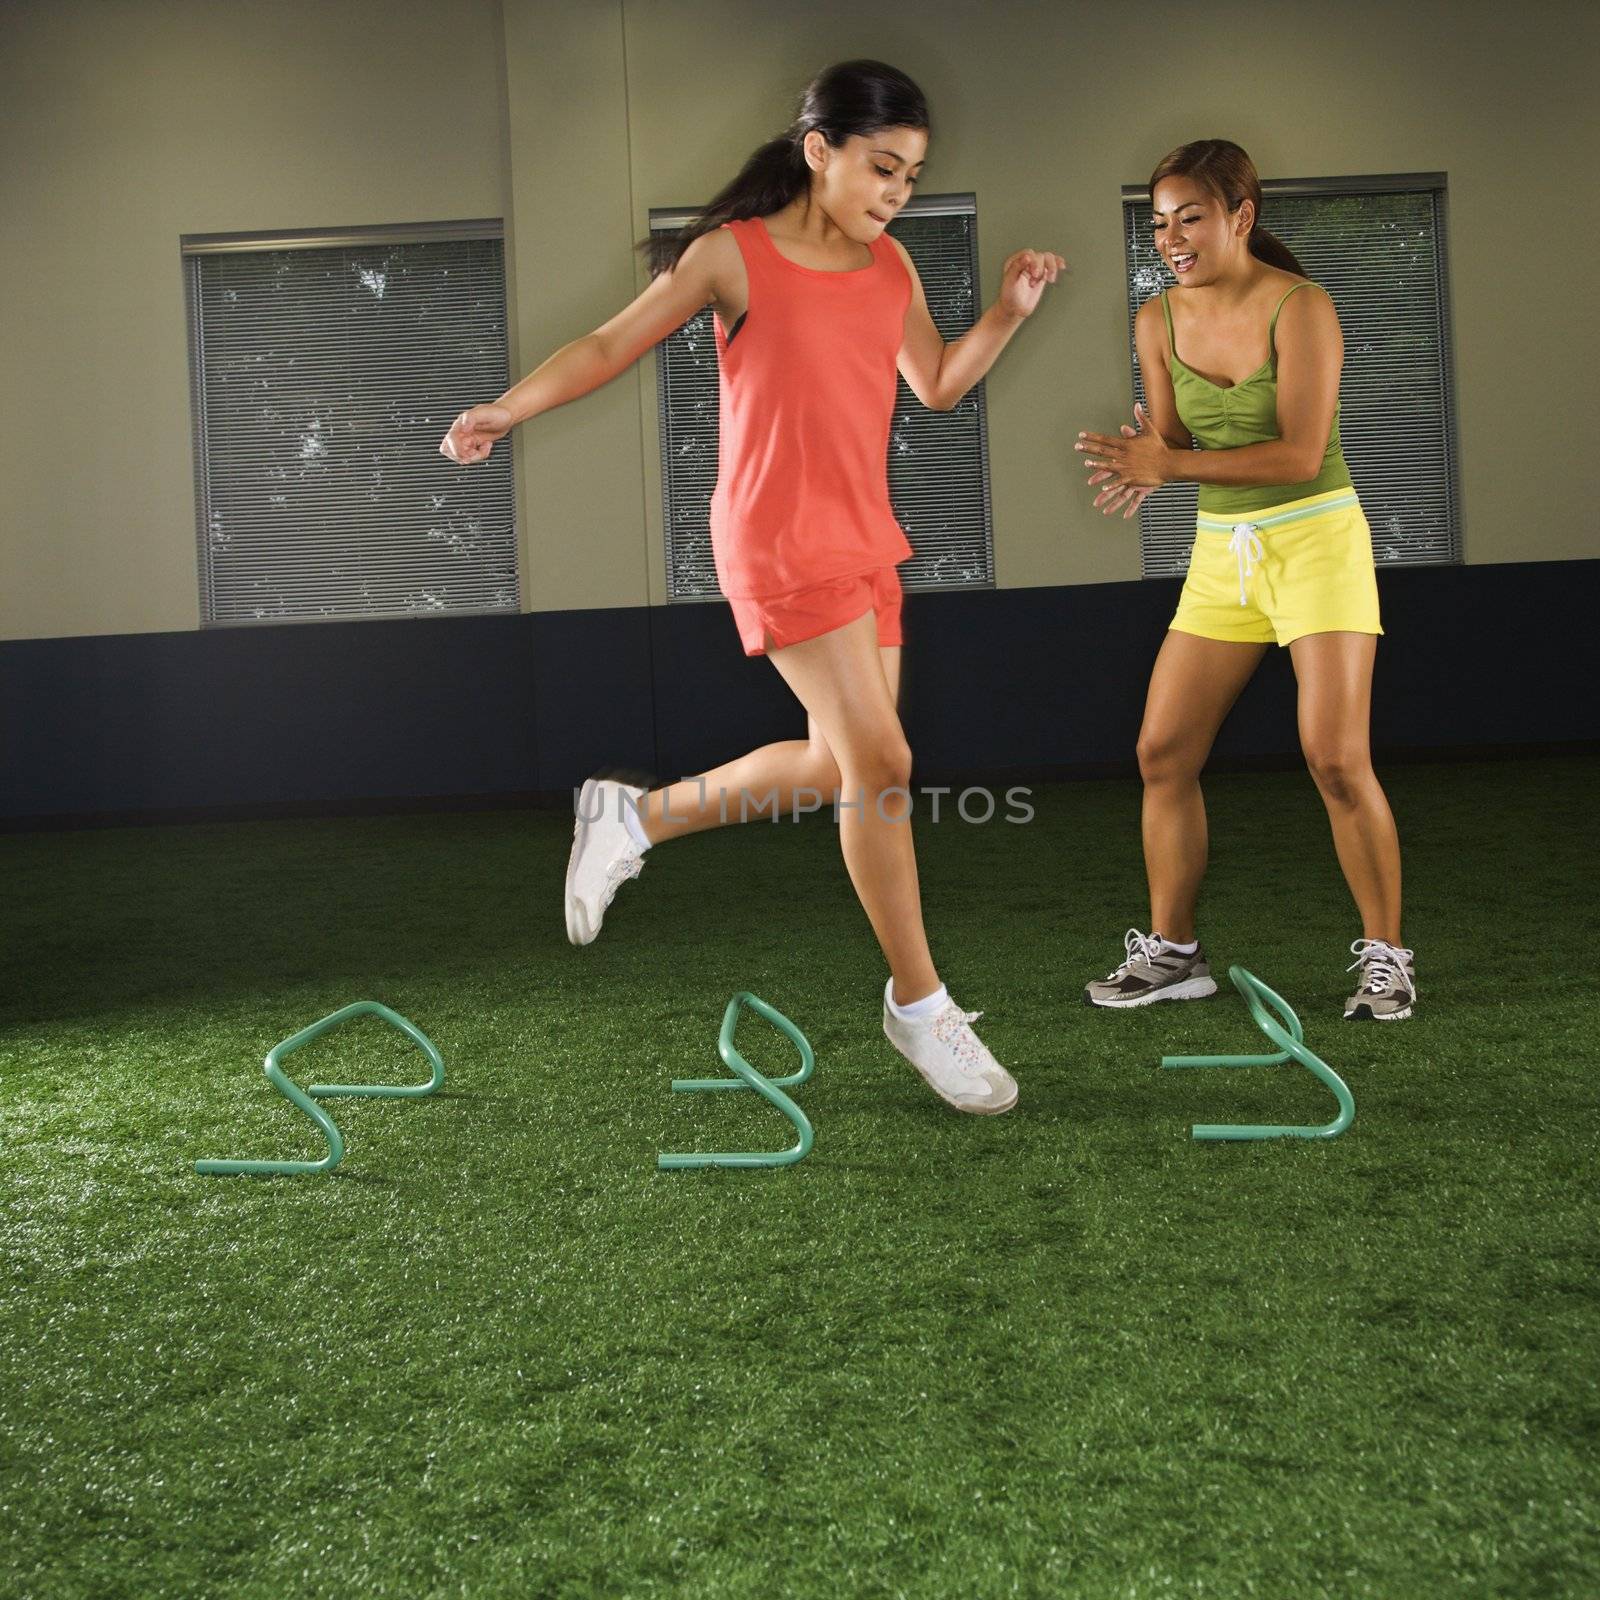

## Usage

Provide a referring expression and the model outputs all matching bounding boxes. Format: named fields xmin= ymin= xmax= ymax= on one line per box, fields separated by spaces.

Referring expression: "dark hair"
xmin=640 ymin=60 xmax=930 ymax=277
xmin=1148 ymin=139 xmax=1306 ymax=277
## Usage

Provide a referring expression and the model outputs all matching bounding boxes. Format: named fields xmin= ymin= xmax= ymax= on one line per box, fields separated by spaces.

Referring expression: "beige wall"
xmin=4 ymin=0 xmax=1596 ymax=641
xmin=0 ymin=0 xmax=510 ymax=640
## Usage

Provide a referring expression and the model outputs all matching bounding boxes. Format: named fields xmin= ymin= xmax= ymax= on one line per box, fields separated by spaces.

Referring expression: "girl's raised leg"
xmin=633 ymin=640 xmax=901 ymax=845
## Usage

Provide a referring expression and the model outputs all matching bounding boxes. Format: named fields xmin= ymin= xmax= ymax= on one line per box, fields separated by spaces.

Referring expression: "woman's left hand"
xmin=1086 ymin=419 xmax=1153 ymax=520
xmin=1076 ymin=401 xmax=1171 ymax=488
xmin=998 ymin=250 xmax=1067 ymax=320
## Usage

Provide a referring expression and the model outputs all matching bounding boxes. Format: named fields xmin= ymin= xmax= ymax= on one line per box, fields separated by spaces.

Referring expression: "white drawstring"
xmin=1228 ymin=523 xmax=1263 ymax=606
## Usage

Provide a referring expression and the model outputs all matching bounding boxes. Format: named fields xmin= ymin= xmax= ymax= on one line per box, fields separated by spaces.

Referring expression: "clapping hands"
xmin=1076 ymin=401 xmax=1169 ymax=519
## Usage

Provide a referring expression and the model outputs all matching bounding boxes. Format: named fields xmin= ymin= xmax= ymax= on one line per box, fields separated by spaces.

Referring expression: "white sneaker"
xmin=565 ymin=777 xmax=647 ymax=946
xmin=881 ymin=981 xmax=1019 ymax=1115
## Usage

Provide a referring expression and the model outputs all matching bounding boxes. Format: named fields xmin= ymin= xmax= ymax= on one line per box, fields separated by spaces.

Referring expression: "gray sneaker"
xmin=1344 ymin=940 xmax=1416 ymax=1021
xmin=1085 ymin=928 xmax=1218 ymax=1009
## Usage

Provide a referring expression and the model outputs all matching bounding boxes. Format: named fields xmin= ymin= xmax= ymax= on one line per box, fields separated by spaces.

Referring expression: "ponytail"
xmin=642 ymin=133 xmax=810 ymax=277
xmin=1248 ymin=224 xmax=1305 ymax=277
xmin=638 ymin=59 xmax=931 ymax=278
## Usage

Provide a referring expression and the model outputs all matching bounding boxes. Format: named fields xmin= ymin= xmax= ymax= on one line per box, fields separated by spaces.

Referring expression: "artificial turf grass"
xmin=2 ymin=756 xmax=1597 ymax=1599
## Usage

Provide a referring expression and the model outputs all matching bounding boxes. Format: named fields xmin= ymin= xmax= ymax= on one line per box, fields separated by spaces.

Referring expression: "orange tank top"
xmin=708 ymin=216 xmax=915 ymax=599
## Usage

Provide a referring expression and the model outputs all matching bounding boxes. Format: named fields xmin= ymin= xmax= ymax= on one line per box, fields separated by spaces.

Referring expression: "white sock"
xmin=620 ymin=797 xmax=652 ymax=853
xmin=1159 ymin=936 xmax=1198 ymax=956
xmin=887 ymin=981 xmax=948 ymax=1022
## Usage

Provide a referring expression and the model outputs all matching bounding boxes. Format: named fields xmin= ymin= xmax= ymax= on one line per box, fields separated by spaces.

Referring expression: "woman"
xmin=1075 ymin=139 xmax=1414 ymax=1021
xmin=441 ymin=61 xmax=1066 ymax=1107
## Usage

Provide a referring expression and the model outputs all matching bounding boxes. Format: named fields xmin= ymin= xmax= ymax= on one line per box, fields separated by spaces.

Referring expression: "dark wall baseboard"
xmin=4 ymin=559 xmax=1597 ymax=830
xmin=6 ymin=739 xmax=1596 ymax=835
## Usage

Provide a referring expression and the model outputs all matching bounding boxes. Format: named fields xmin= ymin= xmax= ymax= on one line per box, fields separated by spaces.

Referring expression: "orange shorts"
xmin=728 ymin=565 xmax=905 ymax=657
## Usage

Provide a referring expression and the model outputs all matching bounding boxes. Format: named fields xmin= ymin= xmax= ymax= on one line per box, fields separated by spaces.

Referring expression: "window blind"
xmin=184 ymin=224 xmax=518 ymax=625
xmin=651 ymin=195 xmax=994 ymax=601
xmin=1121 ymin=177 xmax=1460 ymax=576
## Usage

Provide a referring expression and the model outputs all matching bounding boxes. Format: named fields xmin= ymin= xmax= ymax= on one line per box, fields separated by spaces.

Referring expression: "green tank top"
xmin=1162 ymin=282 xmax=1352 ymax=516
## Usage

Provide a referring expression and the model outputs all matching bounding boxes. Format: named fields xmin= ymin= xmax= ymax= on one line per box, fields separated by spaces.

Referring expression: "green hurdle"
xmin=196 ymin=1001 xmax=444 ymax=1177
xmin=658 ymin=992 xmax=815 ymax=1170
xmin=1162 ymin=966 xmax=1354 ymax=1142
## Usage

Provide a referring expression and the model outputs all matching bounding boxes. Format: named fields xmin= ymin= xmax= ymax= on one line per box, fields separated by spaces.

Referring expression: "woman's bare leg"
xmin=1138 ymin=631 xmax=1268 ymax=941
xmin=1289 ymin=631 xmax=1402 ymax=942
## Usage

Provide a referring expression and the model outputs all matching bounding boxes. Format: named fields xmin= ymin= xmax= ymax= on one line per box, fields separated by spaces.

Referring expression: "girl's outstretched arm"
xmin=439 ymin=232 xmax=728 ymax=464
xmin=890 ymin=239 xmax=1064 ymax=413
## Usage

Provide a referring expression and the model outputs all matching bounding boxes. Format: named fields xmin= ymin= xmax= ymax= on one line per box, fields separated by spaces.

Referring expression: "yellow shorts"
xmin=1170 ymin=488 xmax=1383 ymax=647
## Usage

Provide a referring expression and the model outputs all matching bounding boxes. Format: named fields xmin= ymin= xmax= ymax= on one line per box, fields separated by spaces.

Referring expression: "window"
xmin=651 ymin=195 xmax=994 ymax=600
xmin=184 ymin=221 xmax=518 ymax=625
xmin=1121 ymin=175 xmax=1461 ymax=576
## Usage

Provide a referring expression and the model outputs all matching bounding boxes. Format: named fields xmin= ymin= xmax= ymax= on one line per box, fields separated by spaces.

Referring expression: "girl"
xmin=440 ymin=60 xmax=1065 ymax=1110
xmin=1074 ymin=139 xmax=1415 ymax=1021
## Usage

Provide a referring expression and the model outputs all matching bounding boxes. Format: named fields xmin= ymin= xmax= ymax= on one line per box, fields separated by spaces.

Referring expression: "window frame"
xmin=182 ymin=218 xmax=518 ymax=628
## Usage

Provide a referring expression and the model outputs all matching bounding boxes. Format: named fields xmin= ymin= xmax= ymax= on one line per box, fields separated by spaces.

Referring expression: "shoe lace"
xmin=600 ymin=849 xmax=644 ymax=907
xmin=929 ymin=1003 xmax=989 ymax=1078
xmin=1347 ymin=938 xmax=1413 ymax=994
xmin=1108 ymin=927 xmax=1162 ymax=980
